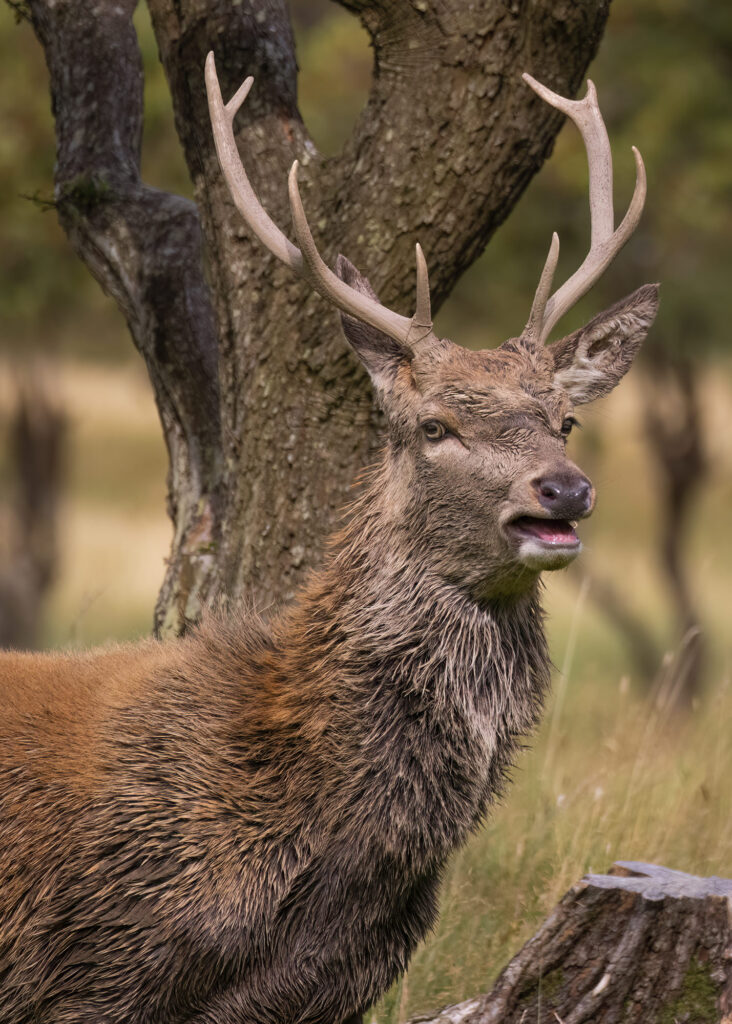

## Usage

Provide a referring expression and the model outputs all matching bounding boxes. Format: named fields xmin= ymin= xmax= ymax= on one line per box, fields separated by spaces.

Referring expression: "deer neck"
xmin=289 ymin=468 xmax=551 ymax=742
xmin=277 ymin=475 xmax=550 ymax=864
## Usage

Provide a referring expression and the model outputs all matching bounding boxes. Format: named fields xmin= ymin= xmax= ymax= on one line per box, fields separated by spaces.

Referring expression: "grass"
xmin=372 ymin=631 xmax=732 ymax=1022
xmin=0 ymin=356 xmax=730 ymax=1021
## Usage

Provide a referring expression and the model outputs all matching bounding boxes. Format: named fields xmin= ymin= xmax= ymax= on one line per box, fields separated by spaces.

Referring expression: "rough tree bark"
xmin=409 ymin=863 xmax=732 ymax=1024
xmin=24 ymin=0 xmax=610 ymax=634
xmin=27 ymin=0 xmax=222 ymax=635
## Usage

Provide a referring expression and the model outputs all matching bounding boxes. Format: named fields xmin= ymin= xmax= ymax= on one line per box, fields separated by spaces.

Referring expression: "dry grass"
xmin=373 ymin=629 xmax=732 ymax=1022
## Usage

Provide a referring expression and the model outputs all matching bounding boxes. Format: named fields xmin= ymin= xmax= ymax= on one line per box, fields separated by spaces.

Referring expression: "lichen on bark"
xmin=658 ymin=957 xmax=720 ymax=1024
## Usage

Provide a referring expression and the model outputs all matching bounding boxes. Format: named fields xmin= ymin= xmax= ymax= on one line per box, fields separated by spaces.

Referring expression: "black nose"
xmin=533 ymin=472 xmax=593 ymax=518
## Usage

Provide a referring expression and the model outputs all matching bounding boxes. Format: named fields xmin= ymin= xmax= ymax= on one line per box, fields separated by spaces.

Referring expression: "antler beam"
xmin=522 ymin=75 xmax=647 ymax=346
xmin=205 ymin=52 xmax=433 ymax=352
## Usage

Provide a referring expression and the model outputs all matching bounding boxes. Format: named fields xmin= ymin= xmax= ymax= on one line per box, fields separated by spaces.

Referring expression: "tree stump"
xmin=409 ymin=863 xmax=732 ymax=1024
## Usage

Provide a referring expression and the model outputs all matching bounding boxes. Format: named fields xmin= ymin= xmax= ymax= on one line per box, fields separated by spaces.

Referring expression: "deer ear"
xmin=550 ymin=284 xmax=659 ymax=404
xmin=335 ymin=255 xmax=409 ymax=395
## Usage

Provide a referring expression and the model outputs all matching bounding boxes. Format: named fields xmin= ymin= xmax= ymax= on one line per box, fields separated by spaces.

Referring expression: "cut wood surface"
xmin=408 ymin=863 xmax=732 ymax=1024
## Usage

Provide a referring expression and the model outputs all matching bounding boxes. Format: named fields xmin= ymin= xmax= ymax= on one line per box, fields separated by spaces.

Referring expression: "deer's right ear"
xmin=335 ymin=255 xmax=410 ymax=397
xmin=549 ymin=284 xmax=660 ymax=404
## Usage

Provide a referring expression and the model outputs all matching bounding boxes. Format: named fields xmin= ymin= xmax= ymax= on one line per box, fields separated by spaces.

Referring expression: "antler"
xmin=522 ymin=74 xmax=647 ymax=347
xmin=204 ymin=52 xmax=433 ymax=351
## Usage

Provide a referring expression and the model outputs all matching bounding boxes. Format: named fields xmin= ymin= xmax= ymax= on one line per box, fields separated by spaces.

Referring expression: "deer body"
xmin=0 ymin=63 xmax=659 ymax=1024
xmin=0 ymin=469 xmax=548 ymax=1023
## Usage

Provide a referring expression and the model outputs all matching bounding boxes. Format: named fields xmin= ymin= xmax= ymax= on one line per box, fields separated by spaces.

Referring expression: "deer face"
xmin=400 ymin=339 xmax=593 ymax=589
xmin=337 ymin=257 xmax=658 ymax=598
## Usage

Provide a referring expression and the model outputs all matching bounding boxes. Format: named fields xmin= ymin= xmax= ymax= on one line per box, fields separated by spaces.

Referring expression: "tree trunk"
xmin=26 ymin=0 xmax=610 ymax=632
xmin=566 ymin=347 xmax=705 ymax=703
xmin=409 ymin=862 xmax=732 ymax=1024
xmin=27 ymin=0 xmax=222 ymax=635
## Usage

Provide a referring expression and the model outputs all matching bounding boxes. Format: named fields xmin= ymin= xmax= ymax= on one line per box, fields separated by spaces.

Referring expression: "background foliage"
xmin=1 ymin=0 xmax=730 ymax=1020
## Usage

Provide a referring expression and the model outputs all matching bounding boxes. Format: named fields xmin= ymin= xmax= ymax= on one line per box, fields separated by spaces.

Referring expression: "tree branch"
xmin=326 ymin=0 xmax=612 ymax=316
xmin=28 ymin=0 xmax=222 ymax=635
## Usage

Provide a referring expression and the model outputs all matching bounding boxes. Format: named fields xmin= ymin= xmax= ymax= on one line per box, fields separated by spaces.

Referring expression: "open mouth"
xmin=506 ymin=515 xmax=580 ymax=549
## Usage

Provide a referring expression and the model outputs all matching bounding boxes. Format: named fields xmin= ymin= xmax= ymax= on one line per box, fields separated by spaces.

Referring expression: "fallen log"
xmin=408 ymin=862 xmax=732 ymax=1024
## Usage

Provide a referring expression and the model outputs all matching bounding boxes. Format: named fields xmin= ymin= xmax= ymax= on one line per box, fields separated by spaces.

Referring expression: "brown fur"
xmin=0 ymin=266 xmax=658 ymax=1023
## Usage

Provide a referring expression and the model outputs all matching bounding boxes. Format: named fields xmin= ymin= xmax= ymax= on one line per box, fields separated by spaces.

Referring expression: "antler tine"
xmin=205 ymin=51 xmax=434 ymax=353
xmin=522 ymin=73 xmax=647 ymax=346
xmin=288 ymin=162 xmax=423 ymax=346
xmin=205 ymin=52 xmax=301 ymax=270
xmin=523 ymin=232 xmax=560 ymax=343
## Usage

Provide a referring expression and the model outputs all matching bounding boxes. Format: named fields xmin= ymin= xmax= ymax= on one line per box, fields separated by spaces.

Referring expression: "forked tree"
xmin=20 ymin=0 xmax=613 ymax=631
xmin=0 ymin=51 xmax=658 ymax=1024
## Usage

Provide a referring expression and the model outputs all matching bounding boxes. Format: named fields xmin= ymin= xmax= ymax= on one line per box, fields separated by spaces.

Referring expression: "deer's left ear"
xmin=334 ymin=254 xmax=411 ymax=398
xmin=550 ymin=284 xmax=659 ymax=404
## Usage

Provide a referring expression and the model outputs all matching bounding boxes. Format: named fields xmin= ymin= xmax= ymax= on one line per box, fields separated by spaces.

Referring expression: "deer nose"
xmin=533 ymin=472 xmax=593 ymax=518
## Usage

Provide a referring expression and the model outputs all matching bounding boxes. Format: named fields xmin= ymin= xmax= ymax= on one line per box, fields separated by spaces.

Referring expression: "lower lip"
xmin=506 ymin=516 xmax=580 ymax=548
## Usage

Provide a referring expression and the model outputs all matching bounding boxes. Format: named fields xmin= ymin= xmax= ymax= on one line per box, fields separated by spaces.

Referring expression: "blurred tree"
xmin=642 ymin=351 xmax=706 ymax=704
xmin=578 ymin=0 xmax=730 ymax=705
xmin=9 ymin=0 xmax=611 ymax=635
xmin=596 ymin=0 xmax=730 ymax=705
xmin=0 ymin=368 xmax=65 ymax=648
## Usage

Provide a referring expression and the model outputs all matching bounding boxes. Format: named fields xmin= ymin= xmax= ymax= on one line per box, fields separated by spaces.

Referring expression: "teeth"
xmin=570 ymin=521 xmax=577 ymax=529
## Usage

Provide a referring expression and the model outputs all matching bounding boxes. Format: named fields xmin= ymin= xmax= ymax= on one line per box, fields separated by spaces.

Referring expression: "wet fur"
xmin=0 ymin=266 xmax=657 ymax=1022
xmin=0 ymin=465 xmax=548 ymax=1023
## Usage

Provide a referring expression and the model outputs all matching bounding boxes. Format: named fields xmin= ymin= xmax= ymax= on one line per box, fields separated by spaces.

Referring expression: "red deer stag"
xmin=0 ymin=61 xmax=658 ymax=1024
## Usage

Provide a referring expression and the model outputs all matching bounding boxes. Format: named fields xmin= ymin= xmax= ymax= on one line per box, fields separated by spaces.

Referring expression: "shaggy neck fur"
xmin=274 ymin=460 xmax=551 ymax=867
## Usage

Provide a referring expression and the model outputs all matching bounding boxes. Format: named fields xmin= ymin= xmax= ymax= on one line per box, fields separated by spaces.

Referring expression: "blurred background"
xmin=1 ymin=0 xmax=730 ymax=1019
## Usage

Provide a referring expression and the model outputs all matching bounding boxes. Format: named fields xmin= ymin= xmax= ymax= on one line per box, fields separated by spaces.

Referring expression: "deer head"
xmin=206 ymin=56 xmax=659 ymax=600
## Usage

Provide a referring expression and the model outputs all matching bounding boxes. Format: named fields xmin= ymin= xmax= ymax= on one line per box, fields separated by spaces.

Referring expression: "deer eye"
xmin=422 ymin=419 xmax=448 ymax=442
xmin=561 ymin=416 xmax=579 ymax=438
